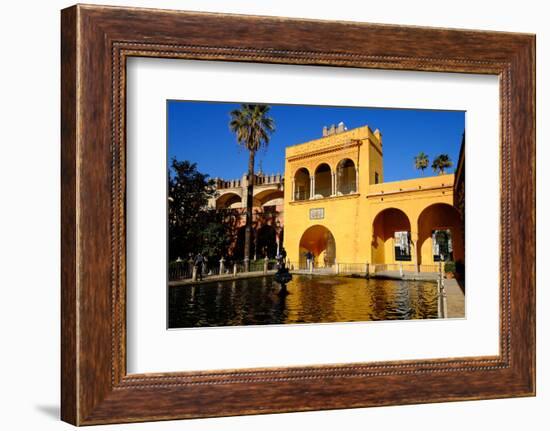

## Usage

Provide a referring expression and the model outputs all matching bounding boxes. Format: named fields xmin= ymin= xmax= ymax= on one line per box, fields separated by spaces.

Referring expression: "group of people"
xmin=189 ymin=252 xmax=208 ymax=281
xmin=181 ymin=247 xmax=290 ymax=282
xmin=303 ymin=250 xmax=330 ymax=270
xmin=186 ymin=249 xmax=327 ymax=280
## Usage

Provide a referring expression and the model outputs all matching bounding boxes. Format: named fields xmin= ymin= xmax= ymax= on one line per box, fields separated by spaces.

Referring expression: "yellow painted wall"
xmin=283 ymin=124 xmax=464 ymax=270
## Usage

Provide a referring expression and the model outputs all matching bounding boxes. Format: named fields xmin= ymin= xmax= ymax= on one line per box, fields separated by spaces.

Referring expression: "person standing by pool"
xmin=194 ymin=252 xmax=204 ymax=281
xmin=305 ymin=250 xmax=313 ymax=271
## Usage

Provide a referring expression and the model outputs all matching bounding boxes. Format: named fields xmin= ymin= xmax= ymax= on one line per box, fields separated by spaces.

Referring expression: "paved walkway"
xmin=291 ymin=268 xmax=335 ymax=276
xmin=444 ymin=278 xmax=466 ymax=318
xmin=169 ymin=270 xmax=277 ymax=287
xmin=369 ymin=270 xmax=439 ymax=281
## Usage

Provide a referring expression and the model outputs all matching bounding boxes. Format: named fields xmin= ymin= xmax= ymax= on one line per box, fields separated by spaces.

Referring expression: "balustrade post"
xmin=437 ymin=278 xmax=448 ymax=319
xmin=263 ymin=256 xmax=268 ymax=274
xmin=187 ymin=258 xmax=194 ymax=278
xmin=233 ymin=263 xmax=238 ymax=276
xmin=219 ymin=257 xmax=225 ymax=275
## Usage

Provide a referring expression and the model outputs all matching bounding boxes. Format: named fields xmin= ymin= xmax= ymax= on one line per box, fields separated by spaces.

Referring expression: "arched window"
xmin=293 ymin=168 xmax=310 ymax=201
xmin=336 ymin=159 xmax=357 ymax=194
xmin=314 ymin=163 xmax=332 ymax=198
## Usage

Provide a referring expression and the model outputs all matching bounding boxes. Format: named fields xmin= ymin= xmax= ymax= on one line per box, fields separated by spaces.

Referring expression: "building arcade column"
xmin=411 ymin=232 xmax=419 ymax=273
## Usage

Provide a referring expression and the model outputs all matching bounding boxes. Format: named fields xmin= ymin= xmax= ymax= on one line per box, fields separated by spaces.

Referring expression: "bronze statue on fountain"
xmin=274 ymin=247 xmax=292 ymax=296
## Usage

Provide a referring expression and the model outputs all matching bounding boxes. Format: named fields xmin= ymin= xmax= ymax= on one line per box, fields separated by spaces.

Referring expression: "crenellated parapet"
xmin=210 ymin=171 xmax=285 ymax=210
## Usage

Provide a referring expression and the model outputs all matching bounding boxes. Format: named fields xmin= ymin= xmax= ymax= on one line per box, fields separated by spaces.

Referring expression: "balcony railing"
xmin=294 ymin=190 xmax=309 ymax=201
xmin=337 ymin=184 xmax=357 ymax=195
xmin=293 ymin=186 xmax=359 ymax=202
xmin=338 ymin=263 xmax=367 ymax=274
xmin=313 ymin=187 xmax=332 ymax=198
xmin=169 ymin=258 xmax=278 ymax=282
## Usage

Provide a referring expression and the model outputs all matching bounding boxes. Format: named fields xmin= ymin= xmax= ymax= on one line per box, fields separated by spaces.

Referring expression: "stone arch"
xmin=253 ymin=188 xmax=284 ymax=207
xmin=256 ymin=224 xmax=278 ymax=259
xmin=293 ymin=167 xmax=310 ymax=201
xmin=417 ymin=203 xmax=464 ymax=268
xmin=216 ymin=192 xmax=242 ymax=209
xmin=298 ymin=225 xmax=336 ymax=268
xmin=336 ymin=158 xmax=357 ymax=195
xmin=314 ymin=163 xmax=332 ymax=198
xmin=371 ymin=208 xmax=412 ymax=264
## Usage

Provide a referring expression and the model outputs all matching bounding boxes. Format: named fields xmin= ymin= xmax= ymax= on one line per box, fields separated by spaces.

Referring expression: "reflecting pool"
xmin=168 ymin=275 xmax=440 ymax=328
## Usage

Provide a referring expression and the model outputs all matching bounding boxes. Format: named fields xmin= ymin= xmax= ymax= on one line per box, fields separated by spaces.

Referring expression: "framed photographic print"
xmin=61 ymin=4 xmax=535 ymax=425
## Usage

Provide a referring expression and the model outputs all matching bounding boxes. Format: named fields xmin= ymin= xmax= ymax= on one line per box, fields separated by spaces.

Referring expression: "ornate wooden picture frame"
xmin=61 ymin=4 xmax=535 ymax=425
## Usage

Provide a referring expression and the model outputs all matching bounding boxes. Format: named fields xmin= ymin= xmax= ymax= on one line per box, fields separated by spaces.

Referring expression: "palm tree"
xmin=431 ymin=154 xmax=453 ymax=175
xmin=229 ymin=104 xmax=275 ymax=271
xmin=414 ymin=152 xmax=429 ymax=175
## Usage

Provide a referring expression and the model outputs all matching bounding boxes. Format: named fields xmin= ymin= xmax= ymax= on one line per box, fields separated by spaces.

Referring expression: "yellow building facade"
xmin=283 ymin=124 xmax=464 ymax=273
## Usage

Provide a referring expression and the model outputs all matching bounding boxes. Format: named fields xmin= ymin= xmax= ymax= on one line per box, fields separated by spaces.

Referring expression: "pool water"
xmin=168 ymin=274 xmax=440 ymax=328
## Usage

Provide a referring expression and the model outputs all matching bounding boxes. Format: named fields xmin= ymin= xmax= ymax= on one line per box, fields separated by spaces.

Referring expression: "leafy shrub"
xmin=444 ymin=261 xmax=456 ymax=273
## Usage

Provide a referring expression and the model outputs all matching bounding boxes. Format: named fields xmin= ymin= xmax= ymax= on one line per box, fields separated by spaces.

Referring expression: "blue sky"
xmin=167 ymin=100 xmax=464 ymax=182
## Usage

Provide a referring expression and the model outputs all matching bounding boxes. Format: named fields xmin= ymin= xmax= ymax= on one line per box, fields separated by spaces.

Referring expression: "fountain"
xmin=274 ymin=248 xmax=292 ymax=296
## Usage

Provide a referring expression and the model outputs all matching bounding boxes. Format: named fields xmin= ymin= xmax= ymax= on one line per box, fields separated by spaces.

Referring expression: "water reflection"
xmin=168 ymin=275 xmax=439 ymax=328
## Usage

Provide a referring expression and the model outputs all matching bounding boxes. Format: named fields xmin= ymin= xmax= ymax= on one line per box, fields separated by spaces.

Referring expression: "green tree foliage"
xmin=168 ymin=158 xmax=231 ymax=262
xmin=199 ymin=219 xmax=231 ymax=259
xmin=431 ymin=154 xmax=453 ymax=175
xmin=414 ymin=151 xmax=429 ymax=175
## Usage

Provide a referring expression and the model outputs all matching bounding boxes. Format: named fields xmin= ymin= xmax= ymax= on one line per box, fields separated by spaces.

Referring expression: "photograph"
xmin=167 ymin=101 xmax=466 ymax=328
xmin=46 ymin=1 xmax=536 ymax=427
